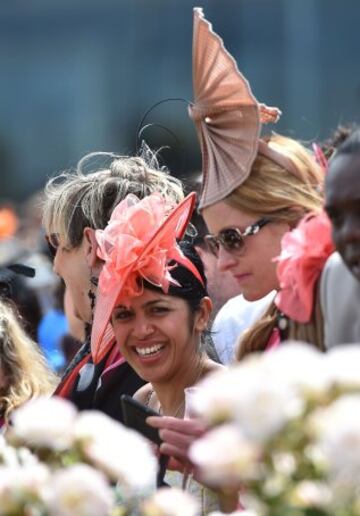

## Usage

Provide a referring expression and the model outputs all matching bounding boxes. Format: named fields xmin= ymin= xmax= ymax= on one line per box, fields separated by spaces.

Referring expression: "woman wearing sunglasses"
xmin=148 ymin=8 xmax=326 ymax=481
xmin=202 ymin=133 xmax=324 ymax=359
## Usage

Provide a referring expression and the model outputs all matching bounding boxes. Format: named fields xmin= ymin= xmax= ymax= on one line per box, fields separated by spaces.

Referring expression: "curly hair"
xmin=43 ymin=148 xmax=184 ymax=249
xmin=0 ymin=301 xmax=58 ymax=421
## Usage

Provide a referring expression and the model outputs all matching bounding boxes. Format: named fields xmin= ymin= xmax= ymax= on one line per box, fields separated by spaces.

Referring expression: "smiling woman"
xmin=92 ymin=191 xmax=224 ymax=512
xmin=111 ymin=248 xmax=216 ymax=415
xmin=92 ymin=192 xmax=222 ymax=415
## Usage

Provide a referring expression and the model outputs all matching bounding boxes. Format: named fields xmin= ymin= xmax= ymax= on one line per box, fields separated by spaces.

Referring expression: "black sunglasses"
xmin=204 ymin=218 xmax=271 ymax=257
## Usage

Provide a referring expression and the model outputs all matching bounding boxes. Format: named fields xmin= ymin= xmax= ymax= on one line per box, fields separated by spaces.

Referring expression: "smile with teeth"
xmin=135 ymin=344 xmax=165 ymax=357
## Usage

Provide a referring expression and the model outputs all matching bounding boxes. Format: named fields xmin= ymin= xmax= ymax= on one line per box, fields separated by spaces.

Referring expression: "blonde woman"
xmin=148 ymin=9 xmax=328 ymax=484
xmin=202 ymin=134 xmax=325 ymax=359
xmin=0 ymin=301 xmax=58 ymax=426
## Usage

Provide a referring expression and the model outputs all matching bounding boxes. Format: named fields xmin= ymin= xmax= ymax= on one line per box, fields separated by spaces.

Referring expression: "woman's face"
xmin=53 ymin=236 xmax=92 ymax=324
xmin=203 ymin=201 xmax=290 ymax=301
xmin=111 ymin=289 xmax=209 ymax=385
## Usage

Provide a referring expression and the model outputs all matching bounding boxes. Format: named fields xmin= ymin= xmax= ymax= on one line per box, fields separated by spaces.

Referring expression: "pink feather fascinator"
xmin=91 ymin=192 xmax=199 ymax=364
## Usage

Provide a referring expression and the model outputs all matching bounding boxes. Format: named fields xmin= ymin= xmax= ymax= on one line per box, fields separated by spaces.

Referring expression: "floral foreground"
xmin=189 ymin=342 xmax=360 ymax=515
xmin=3 ymin=343 xmax=360 ymax=515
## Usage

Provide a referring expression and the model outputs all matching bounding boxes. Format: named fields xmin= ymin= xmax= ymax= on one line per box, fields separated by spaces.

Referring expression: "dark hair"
xmin=0 ymin=269 xmax=42 ymax=341
xmin=43 ymin=151 xmax=184 ymax=249
xmin=332 ymin=128 xmax=360 ymax=159
xmin=321 ymin=125 xmax=353 ymax=159
xmin=144 ymin=241 xmax=220 ymax=361
xmin=144 ymin=240 xmax=208 ymax=312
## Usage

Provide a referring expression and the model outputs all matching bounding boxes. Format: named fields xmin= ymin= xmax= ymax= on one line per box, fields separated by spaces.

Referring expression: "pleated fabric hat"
xmin=188 ymin=7 xmax=300 ymax=209
xmin=91 ymin=192 xmax=201 ymax=364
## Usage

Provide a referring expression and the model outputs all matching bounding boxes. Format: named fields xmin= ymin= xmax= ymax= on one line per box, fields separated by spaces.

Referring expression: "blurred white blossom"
xmin=325 ymin=345 xmax=360 ymax=390
xmin=43 ymin=464 xmax=114 ymax=516
xmin=289 ymin=480 xmax=333 ymax=508
xmin=141 ymin=487 xmax=199 ymax=516
xmin=10 ymin=396 xmax=77 ymax=450
xmin=311 ymin=394 xmax=360 ymax=490
xmin=75 ymin=410 xmax=157 ymax=491
xmin=262 ymin=341 xmax=331 ymax=398
xmin=194 ymin=360 xmax=303 ymax=443
xmin=190 ymin=424 xmax=260 ymax=486
xmin=0 ymin=463 xmax=50 ymax=512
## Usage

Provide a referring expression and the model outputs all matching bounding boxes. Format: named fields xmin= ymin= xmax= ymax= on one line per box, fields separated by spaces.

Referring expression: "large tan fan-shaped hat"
xmin=188 ymin=7 xmax=299 ymax=209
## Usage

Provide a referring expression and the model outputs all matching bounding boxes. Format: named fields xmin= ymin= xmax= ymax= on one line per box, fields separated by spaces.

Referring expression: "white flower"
xmin=209 ymin=512 xmax=256 ymax=516
xmin=192 ymin=358 xmax=262 ymax=424
xmin=193 ymin=356 xmax=304 ymax=443
xmin=272 ymin=452 xmax=296 ymax=476
xmin=262 ymin=341 xmax=330 ymax=398
xmin=208 ymin=511 xmax=253 ymax=516
xmin=0 ymin=463 xmax=50 ymax=511
xmin=311 ymin=394 xmax=360 ymax=488
xmin=290 ymin=480 xmax=332 ymax=508
xmin=43 ymin=464 xmax=113 ymax=516
xmin=141 ymin=487 xmax=199 ymax=516
xmin=75 ymin=410 xmax=157 ymax=491
xmin=0 ymin=441 xmax=20 ymax=467
xmin=10 ymin=396 xmax=77 ymax=450
xmin=325 ymin=345 xmax=360 ymax=390
xmin=189 ymin=424 xmax=260 ymax=487
xmin=231 ymin=373 xmax=303 ymax=442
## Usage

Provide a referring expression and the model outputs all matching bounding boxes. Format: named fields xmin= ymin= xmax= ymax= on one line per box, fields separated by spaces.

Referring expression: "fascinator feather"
xmin=91 ymin=192 xmax=199 ymax=364
xmin=188 ymin=8 xmax=300 ymax=209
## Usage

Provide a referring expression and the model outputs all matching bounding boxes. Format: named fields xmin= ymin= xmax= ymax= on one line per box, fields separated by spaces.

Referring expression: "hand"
xmin=146 ymin=416 xmax=207 ymax=471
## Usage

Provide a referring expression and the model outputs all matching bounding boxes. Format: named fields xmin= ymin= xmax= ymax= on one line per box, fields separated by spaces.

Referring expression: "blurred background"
xmin=0 ymin=0 xmax=358 ymax=373
xmin=0 ymin=0 xmax=359 ymax=203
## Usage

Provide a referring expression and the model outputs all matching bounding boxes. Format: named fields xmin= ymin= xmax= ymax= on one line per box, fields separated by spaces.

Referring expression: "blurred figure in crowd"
xmin=37 ymin=281 xmax=68 ymax=371
xmin=0 ymin=300 xmax=58 ymax=426
xmin=0 ymin=231 xmax=42 ymax=342
xmin=321 ymin=128 xmax=360 ymax=347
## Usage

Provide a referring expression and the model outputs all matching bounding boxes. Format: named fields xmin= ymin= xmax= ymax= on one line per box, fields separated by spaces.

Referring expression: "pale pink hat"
xmin=188 ymin=7 xmax=301 ymax=209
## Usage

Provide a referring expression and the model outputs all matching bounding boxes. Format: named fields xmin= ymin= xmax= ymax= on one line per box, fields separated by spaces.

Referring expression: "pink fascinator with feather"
xmin=91 ymin=192 xmax=200 ymax=364
xmin=275 ymin=211 xmax=335 ymax=323
xmin=188 ymin=7 xmax=300 ymax=209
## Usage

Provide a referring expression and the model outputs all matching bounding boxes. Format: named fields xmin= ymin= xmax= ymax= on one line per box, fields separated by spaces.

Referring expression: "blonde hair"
xmin=229 ymin=135 xmax=325 ymax=359
xmin=226 ymin=134 xmax=323 ymax=223
xmin=43 ymin=150 xmax=184 ymax=249
xmin=0 ymin=301 xmax=58 ymax=421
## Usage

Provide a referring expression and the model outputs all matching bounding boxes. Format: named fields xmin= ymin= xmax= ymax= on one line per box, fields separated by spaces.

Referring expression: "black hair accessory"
xmin=135 ymin=97 xmax=190 ymax=152
xmin=7 ymin=264 xmax=36 ymax=278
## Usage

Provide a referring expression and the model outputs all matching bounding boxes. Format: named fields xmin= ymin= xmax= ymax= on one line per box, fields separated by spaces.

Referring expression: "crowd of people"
xmin=0 ymin=7 xmax=359 ymax=514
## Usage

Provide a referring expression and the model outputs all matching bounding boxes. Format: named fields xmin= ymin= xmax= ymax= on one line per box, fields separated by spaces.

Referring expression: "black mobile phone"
xmin=120 ymin=394 xmax=162 ymax=446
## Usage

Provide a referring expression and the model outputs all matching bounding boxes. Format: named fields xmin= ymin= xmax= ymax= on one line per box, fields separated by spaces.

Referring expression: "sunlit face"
xmin=326 ymin=154 xmax=360 ymax=281
xmin=111 ymin=289 xmax=207 ymax=385
xmin=202 ymin=201 xmax=290 ymax=301
xmin=53 ymin=236 xmax=92 ymax=323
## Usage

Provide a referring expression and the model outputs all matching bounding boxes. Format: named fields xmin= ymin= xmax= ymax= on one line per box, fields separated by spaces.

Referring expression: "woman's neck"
xmin=151 ymin=356 xmax=223 ymax=418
